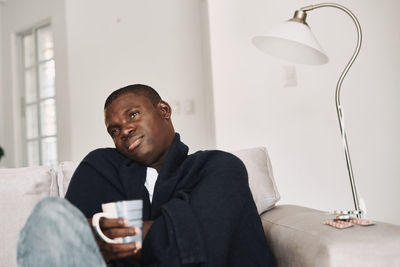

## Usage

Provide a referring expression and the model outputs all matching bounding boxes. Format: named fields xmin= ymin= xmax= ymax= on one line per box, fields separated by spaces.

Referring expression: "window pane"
xmin=37 ymin=26 xmax=53 ymax=61
xmin=40 ymin=99 xmax=57 ymax=136
xmin=27 ymin=140 xmax=40 ymax=166
xmin=26 ymin=105 xmax=38 ymax=139
xmin=23 ymin=34 xmax=35 ymax=68
xmin=41 ymin=137 xmax=57 ymax=167
xmin=24 ymin=68 xmax=37 ymax=103
xmin=39 ymin=60 xmax=55 ymax=98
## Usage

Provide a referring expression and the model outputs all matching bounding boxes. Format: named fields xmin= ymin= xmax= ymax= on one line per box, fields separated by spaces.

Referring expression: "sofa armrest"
xmin=261 ymin=205 xmax=400 ymax=267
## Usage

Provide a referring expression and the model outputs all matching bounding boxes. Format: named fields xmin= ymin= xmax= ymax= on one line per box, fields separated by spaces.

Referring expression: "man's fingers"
xmin=103 ymin=227 xmax=141 ymax=239
xmin=100 ymin=242 xmax=142 ymax=257
xmin=91 ymin=217 xmax=143 ymax=261
xmin=99 ymin=217 xmax=129 ymax=229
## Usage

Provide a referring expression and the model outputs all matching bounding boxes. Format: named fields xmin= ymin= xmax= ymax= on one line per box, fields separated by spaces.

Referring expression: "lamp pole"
xmin=298 ymin=3 xmax=363 ymax=218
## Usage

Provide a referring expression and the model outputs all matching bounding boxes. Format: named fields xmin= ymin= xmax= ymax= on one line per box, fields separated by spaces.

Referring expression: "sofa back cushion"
xmin=231 ymin=147 xmax=280 ymax=214
xmin=57 ymin=161 xmax=80 ymax=197
xmin=0 ymin=166 xmax=57 ymax=267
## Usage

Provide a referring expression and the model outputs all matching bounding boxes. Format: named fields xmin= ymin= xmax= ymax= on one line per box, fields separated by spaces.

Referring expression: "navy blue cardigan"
xmin=65 ymin=134 xmax=276 ymax=267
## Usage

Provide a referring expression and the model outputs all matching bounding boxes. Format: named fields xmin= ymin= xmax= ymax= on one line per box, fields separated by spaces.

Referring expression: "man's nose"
xmin=121 ymin=125 xmax=135 ymax=138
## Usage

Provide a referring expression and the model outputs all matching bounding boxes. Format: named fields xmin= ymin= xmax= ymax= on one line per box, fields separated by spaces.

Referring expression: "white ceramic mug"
xmin=92 ymin=199 xmax=143 ymax=244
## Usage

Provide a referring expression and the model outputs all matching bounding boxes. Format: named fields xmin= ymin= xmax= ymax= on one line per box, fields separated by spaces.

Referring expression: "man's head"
xmin=104 ymin=84 xmax=175 ymax=170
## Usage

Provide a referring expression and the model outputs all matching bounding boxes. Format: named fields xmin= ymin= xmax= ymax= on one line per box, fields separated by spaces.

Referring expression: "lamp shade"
xmin=252 ymin=20 xmax=329 ymax=65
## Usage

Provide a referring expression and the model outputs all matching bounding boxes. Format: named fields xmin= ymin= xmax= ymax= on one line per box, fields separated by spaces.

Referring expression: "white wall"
xmin=1 ymin=0 xmax=70 ymax=167
xmin=0 ymin=3 xmax=4 ymax=167
xmin=64 ymin=0 xmax=215 ymax=161
xmin=208 ymin=0 xmax=400 ymax=224
xmin=1 ymin=0 xmax=215 ymax=166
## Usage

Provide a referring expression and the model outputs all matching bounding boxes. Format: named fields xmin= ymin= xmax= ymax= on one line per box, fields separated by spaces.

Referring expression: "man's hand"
xmin=88 ymin=217 xmax=142 ymax=262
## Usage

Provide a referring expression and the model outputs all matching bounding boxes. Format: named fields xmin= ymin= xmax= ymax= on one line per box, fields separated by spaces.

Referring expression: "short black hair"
xmin=104 ymin=84 xmax=161 ymax=110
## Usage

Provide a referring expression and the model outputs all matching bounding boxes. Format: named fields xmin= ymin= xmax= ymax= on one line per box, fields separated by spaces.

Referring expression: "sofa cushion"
xmin=261 ymin=205 xmax=400 ymax=267
xmin=0 ymin=166 xmax=57 ymax=267
xmin=231 ymin=147 xmax=280 ymax=214
xmin=57 ymin=161 xmax=80 ymax=197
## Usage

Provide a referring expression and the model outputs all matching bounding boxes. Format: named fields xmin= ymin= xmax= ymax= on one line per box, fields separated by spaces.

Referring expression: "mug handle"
xmin=92 ymin=212 xmax=118 ymax=244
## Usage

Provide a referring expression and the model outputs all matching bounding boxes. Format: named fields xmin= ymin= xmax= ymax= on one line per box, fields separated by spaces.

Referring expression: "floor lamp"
xmin=252 ymin=3 xmax=363 ymax=218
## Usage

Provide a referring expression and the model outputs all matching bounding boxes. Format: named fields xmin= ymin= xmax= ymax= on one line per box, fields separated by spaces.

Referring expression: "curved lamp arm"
xmin=301 ymin=3 xmax=362 ymax=217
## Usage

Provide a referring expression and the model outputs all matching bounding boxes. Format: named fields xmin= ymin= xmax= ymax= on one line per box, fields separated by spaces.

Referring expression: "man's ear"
xmin=158 ymin=100 xmax=171 ymax=119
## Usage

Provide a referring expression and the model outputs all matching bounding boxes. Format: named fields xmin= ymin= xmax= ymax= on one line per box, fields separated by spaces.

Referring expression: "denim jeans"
xmin=17 ymin=197 xmax=106 ymax=267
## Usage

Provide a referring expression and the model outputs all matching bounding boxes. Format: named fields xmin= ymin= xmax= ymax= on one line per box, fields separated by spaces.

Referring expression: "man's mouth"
xmin=127 ymin=136 xmax=143 ymax=151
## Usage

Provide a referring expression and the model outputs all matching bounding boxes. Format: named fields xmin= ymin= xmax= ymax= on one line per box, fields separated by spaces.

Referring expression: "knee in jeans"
xmin=30 ymin=197 xmax=73 ymax=222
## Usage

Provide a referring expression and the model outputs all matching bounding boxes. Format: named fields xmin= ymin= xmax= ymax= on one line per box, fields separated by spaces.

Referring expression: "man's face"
xmin=104 ymin=93 xmax=174 ymax=167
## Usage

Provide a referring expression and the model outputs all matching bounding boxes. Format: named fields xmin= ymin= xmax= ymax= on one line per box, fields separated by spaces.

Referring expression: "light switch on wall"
xmin=283 ymin=65 xmax=297 ymax=87
xmin=183 ymin=100 xmax=195 ymax=115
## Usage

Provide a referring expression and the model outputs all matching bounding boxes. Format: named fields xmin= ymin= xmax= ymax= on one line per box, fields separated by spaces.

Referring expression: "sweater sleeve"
xmin=142 ymin=197 xmax=207 ymax=266
xmin=142 ymin=152 xmax=272 ymax=266
xmin=65 ymin=148 xmax=126 ymax=217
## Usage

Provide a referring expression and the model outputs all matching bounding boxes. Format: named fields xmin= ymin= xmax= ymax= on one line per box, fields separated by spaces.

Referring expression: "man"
xmin=18 ymin=84 xmax=276 ymax=266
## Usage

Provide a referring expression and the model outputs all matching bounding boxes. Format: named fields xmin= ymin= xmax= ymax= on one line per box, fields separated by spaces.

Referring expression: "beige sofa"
xmin=1 ymin=147 xmax=399 ymax=267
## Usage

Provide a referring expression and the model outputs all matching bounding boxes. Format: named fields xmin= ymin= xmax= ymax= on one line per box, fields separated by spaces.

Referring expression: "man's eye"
xmin=130 ymin=111 xmax=139 ymax=118
xmin=110 ymin=129 xmax=118 ymax=136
